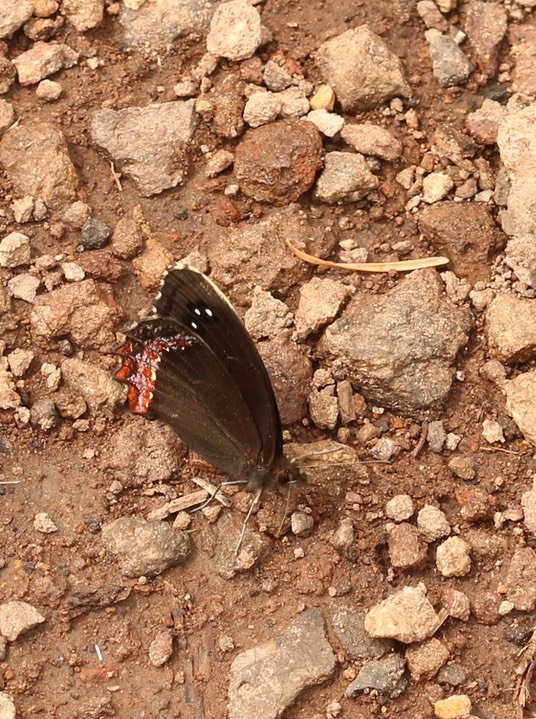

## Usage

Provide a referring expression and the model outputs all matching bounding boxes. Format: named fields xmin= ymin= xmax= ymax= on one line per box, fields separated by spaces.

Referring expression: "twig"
xmin=190 ymin=476 xmax=231 ymax=507
xmin=110 ymin=161 xmax=123 ymax=191
xmin=479 ymin=446 xmax=522 ymax=455
xmin=412 ymin=421 xmax=428 ymax=458
xmin=514 ymin=627 xmax=536 ymax=717
xmin=148 ymin=490 xmax=211 ymax=520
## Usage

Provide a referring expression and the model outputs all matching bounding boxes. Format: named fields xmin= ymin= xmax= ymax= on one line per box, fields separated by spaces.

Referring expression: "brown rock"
xmin=234 ymin=119 xmax=323 ymax=205
xmin=388 ymin=522 xmax=428 ymax=569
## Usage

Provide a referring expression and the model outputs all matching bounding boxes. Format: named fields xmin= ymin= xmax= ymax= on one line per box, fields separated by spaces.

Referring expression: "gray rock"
xmin=291 ymin=511 xmax=314 ymax=537
xmin=61 ymin=0 xmax=104 ymax=32
xmin=329 ymin=517 xmax=355 ymax=549
xmin=345 ymin=654 xmax=407 ymax=700
xmin=336 ymin=379 xmax=357 ymax=424
xmin=504 ymin=236 xmax=536 ymax=290
xmin=295 ymin=277 xmax=351 ymax=340
xmin=207 ymin=0 xmax=267 ymax=61
xmin=504 ymin=370 xmax=536 ymax=446
xmin=243 ymin=90 xmax=282 ymax=128
xmin=30 ymin=398 xmax=57 ymax=431
xmin=308 ymin=389 xmax=338 ymax=430
xmin=425 ymin=30 xmax=473 ymax=87
xmin=486 ymin=294 xmax=536 ymax=363
xmin=448 ymin=455 xmax=475 ymax=480
xmin=81 ymin=217 xmax=112 ymax=250
xmin=228 ymin=609 xmax=336 ymax=719
xmin=365 ymin=586 xmax=440 ymax=644
xmin=370 ymin=436 xmax=399 ymax=461
xmin=436 ymin=537 xmax=471 ymax=577
xmin=316 ymin=26 xmax=410 ymax=111
xmin=62 ymin=200 xmax=91 ymax=228
xmin=36 ymin=78 xmax=62 ymax=101
xmin=313 ymin=151 xmax=378 ymax=203
xmin=0 ymin=601 xmax=45 ymax=641
xmin=0 ymin=232 xmax=30 ymax=268
xmin=417 ymin=504 xmax=451 ymax=542
xmin=61 ymin=357 xmax=126 ymax=414
xmin=244 ymin=287 xmax=293 ymax=340
xmin=437 ymin=662 xmax=467 ymax=686
xmin=0 ymin=122 xmax=78 ymax=207
xmin=330 ymin=606 xmax=393 ymax=660
xmin=427 ymin=420 xmax=447 ymax=452
xmin=90 ymin=101 xmax=198 ymax=197
xmin=215 ymin=513 xmax=267 ymax=580
xmin=278 ymin=87 xmax=310 ymax=118
xmin=317 ymin=270 xmax=472 ymax=415
xmin=0 ymin=692 xmax=15 ymax=719
xmin=102 ymin=516 xmax=192 ymax=578
xmin=0 ymin=0 xmax=33 ymax=39
xmin=263 ymin=60 xmax=292 ymax=91
xmin=120 ymin=0 xmax=218 ymax=52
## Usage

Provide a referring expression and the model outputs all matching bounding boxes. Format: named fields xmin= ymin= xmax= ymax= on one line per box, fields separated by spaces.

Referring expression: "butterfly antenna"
xmin=235 ymin=487 xmax=263 ymax=556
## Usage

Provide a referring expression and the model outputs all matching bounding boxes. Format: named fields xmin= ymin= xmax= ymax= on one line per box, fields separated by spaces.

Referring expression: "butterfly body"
xmin=115 ymin=265 xmax=297 ymax=490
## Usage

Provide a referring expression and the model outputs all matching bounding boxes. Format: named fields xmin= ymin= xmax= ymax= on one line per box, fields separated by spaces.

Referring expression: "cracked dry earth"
xmin=2 ymin=0 xmax=536 ymax=718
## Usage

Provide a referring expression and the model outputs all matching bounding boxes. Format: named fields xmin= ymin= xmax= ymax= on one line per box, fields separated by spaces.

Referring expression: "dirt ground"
xmin=2 ymin=0 xmax=536 ymax=718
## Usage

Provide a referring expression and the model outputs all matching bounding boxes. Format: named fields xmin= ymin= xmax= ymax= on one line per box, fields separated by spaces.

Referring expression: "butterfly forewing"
xmin=153 ymin=265 xmax=283 ymax=467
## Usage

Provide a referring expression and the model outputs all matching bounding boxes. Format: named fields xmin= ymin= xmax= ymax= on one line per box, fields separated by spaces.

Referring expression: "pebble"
xmin=306 ymin=109 xmax=344 ymax=137
xmin=0 ymin=357 xmax=21 ymax=410
xmin=0 ymin=231 xmax=31 ymax=267
xmin=30 ymin=398 xmax=57 ymax=430
xmin=0 ymin=601 xmax=45 ymax=641
xmin=102 ymin=516 xmax=192 ymax=578
xmin=481 ymin=418 xmax=505 ymax=444
xmin=263 ymin=60 xmax=292 ymax=91
xmin=148 ymin=629 xmax=174 ymax=666
xmin=294 ymin=277 xmax=350 ymax=339
xmin=291 ymin=511 xmax=314 ymax=537
xmin=62 ymin=0 xmax=104 ymax=32
xmin=521 ymin=478 xmax=536 ymax=535
xmin=504 ymin=370 xmax=536 ymax=446
xmin=443 ymin=588 xmax=471 ymax=621
xmin=385 ymin=494 xmax=414 ymax=522
xmin=314 ymin=151 xmax=379 ymax=203
xmin=433 ymin=694 xmax=472 ymax=719
xmin=110 ymin=216 xmax=144 ymax=259
xmin=81 ymin=217 xmax=111 ymax=250
xmin=33 ymin=512 xmax=58 ymax=533
xmin=370 ymin=436 xmax=399 ymax=461
xmin=504 ymin=547 xmax=536 ymax=611
xmin=0 ymin=692 xmax=16 ymax=719
xmin=7 ymin=273 xmax=40 ymax=302
xmin=308 ymin=389 xmax=339 ymax=430
xmin=244 ymin=287 xmax=293 ymax=339
xmin=206 ymin=0 xmax=267 ymax=61
xmin=228 ymin=609 xmax=336 ymax=719
xmin=243 ymin=90 xmax=282 ymax=127
xmin=316 ymin=27 xmax=410 ymax=111
xmin=62 ymin=262 xmax=85 ymax=282
xmin=277 ymin=87 xmax=310 ymax=118
xmin=309 ymin=84 xmax=335 ymax=111
xmin=345 ymin=654 xmax=407 ymax=700
xmin=422 ymin=171 xmax=455 ymax=203
xmin=205 ymin=148 xmax=234 ymax=177
xmin=0 ymin=99 xmax=15 ymax=135
xmin=486 ymin=294 xmax=536 ymax=363
xmin=417 ymin=504 xmax=451 ymax=542
xmin=62 ymin=200 xmax=91 ymax=228
xmin=427 ymin=420 xmax=447 ymax=452
xmin=437 ymin=663 xmax=467 ymax=687
xmin=61 ymin=357 xmax=125 ymax=413
xmin=425 ymin=30 xmax=473 ymax=87
xmin=406 ymin=637 xmax=449 ymax=680
xmin=340 ymin=123 xmax=403 ymax=161
xmin=7 ymin=348 xmax=34 ymax=377
xmin=36 ymin=78 xmax=62 ymax=101
xmin=12 ymin=40 xmax=68 ymax=86
xmin=11 ymin=195 xmax=34 ymax=223
xmin=436 ymin=537 xmax=471 ymax=577
xmin=388 ymin=522 xmax=428 ymax=569
xmin=416 ymin=0 xmax=449 ymax=31
xmin=365 ymin=586 xmax=440 ymax=644
xmin=448 ymin=456 xmax=475 ymax=481
xmin=330 ymin=517 xmax=355 ymax=549
xmin=465 ymin=1 xmax=506 ymax=78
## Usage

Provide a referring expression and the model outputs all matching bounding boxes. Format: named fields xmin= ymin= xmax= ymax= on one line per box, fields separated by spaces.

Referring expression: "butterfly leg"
xmin=234 ymin=487 xmax=263 ymax=556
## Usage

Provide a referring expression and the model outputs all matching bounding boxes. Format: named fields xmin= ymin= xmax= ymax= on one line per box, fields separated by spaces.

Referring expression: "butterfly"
xmin=114 ymin=264 xmax=298 ymax=491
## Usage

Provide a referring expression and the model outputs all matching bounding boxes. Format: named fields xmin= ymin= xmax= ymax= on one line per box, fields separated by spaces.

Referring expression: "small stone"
xmin=417 ymin=504 xmax=451 ymax=542
xmin=406 ymin=637 xmax=449 ymax=681
xmin=12 ymin=40 xmax=67 ymax=86
xmin=291 ymin=511 xmax=314 ymax=537
xmin=8 ymin=273 xmax=40 ymax=302
xmin=62 ymin=262 xmax=85 ymax=282
xmin=306 ymin=109 xmax=344 ymax=137
xmin=522 ymin=479 xmax=536 ymax=535
xmin=436 ymin=537 xmax=471 ymax=577
xmin=0 ymin=601 xmax=45 ymax=641
xmin=422 ymin=172 xmax=454 ymax=203
xmin=448 ymin=456 xmax=475 ymax=481
xmin=149 ymin=629 xmax=174 ymax=666
xmin=81 ymin=217 xmax=111 ymax=249
xmin=388 ymin=522 xmax=428 ymax=569
xmin=330 ymin=517 xmax=355 ymax=549
xmin=443 ymin=588 xmax=471 ymax=621
xmin=30 ymin=398 xmax=57 ymax=431
xmin=36 ymin=78 xmax=62 ymax=101
xmin=370 ymin=437 xmax=399 ymax=461
xmin=243 ymin=91 xmax=282 ymax=127
xmin=365 ymin=586 xmax=440 ymax=644
xmin=0 ymin=693 xmax=15 ymax=719
xmin=434 ymin=694 xmax=472 ymax=719
xmin=425 ymin=30 xmax=473 ymax=87
xmin=314 ymin=151 xmax=379 ymax=204
xmin=345 ymin=654 xmax=407 ymax=700
xmin=308 ymin=389 xmax=339 ymax=430
xmin=437 ymin=663 xmax=467 ymax=687
xmin=244 ymin=287 xmax=293 ymax=340
xmin=427 ymin=420 xmax=447 ymax=452
xmin=482 ymin=418 xmax=505 ymax=444
xmin=62 ymin=201 xmax=91 ymax=228
xmin=33 ymin=512 xmax=58 ymax=533
xmin=310 ymin=84 xmax=335 ymax=111
xmin=206 ymin=0 xmax=267 ymax=61
xmin=7 ymin=349 xmax=34 ymax=377
xmin=263 ymin=60 xmax=292 ymax=91
xmin=0 ymin=0 xmax=33 ymax=39
xmin=386 ymin=494 xmax=414 ymax=522
xmin=0 ymin=232 xmax=31 ymax=267
xmin=205 ymin=149 xmax=234 ymax=177
xmin=12 ymin=196 xmax=34 ymax=223
xmin=295 ymin=277 xmax=351 ymax=340
xmin=111 ymin=217 xmax=144 ymax=260
xmin=340 ymin=123 xmax=403 ymax=161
